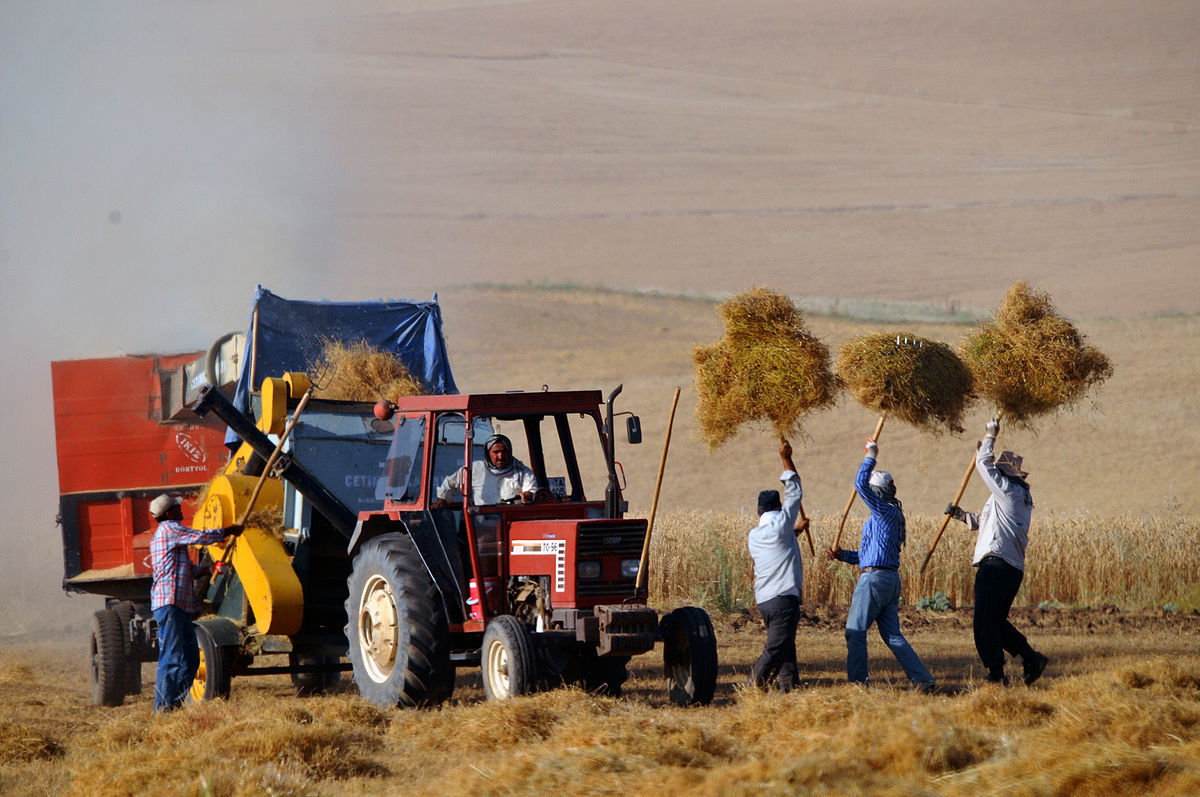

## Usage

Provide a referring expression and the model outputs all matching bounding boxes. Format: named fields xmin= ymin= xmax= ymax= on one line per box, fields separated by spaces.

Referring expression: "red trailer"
xmin=53 ymin=350 xmax=234 ymax=705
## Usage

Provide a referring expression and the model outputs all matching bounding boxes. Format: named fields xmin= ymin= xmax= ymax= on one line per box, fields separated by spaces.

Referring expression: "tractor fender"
xmin=348 ymin=513 xmax=468 ymax=625
xmin=194 ymin=615 xmax=243 ymax=649
xmin=348 ymin=514 xmax=401 ymax=558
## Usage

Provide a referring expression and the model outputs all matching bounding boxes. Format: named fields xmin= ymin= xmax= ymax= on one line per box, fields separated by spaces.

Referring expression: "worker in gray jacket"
xmin=747 ymin=438 xmax=807 ymax=692
xmin=946 ymin=417 xmax=1049 ymax=686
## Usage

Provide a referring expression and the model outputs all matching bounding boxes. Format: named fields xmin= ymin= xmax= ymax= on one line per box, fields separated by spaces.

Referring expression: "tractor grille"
xmin=577 ymin=522 xmax=645 ymax=558
xmin=576 ymin=521 xmax=646 ymax=598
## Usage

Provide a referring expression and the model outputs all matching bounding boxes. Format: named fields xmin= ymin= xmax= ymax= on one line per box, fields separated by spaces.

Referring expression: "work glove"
xmin=985 ymin=418 xmax=1000 ymax=437
xmin=944 ymin=504 xmax=966 ymax=523
xmin=864 ymin=438 xmax=878 ymax=458
xmin=225 ymin=523 xmax=244 ymax=537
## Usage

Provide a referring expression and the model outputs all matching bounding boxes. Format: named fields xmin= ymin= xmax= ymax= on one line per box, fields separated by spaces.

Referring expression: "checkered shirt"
xmin=149 ymin=519 xmax=228 ymax=613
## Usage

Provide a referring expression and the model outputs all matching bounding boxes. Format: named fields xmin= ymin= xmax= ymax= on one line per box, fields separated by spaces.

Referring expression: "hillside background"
xmin=1 ymin=0 xmax=1196 ymax=634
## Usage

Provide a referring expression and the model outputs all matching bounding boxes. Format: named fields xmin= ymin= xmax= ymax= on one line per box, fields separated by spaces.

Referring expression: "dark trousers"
xmin=752 ymin=594 xmax=800 ymax=692
xmin=973 ymin=557 xmax=1036 ymax=678
xmin=153 ymin=605 xmax=199 ymax=712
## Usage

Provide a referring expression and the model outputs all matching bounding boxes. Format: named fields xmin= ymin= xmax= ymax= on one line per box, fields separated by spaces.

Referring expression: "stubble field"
xmin=4 ymin=609 xmax=1200 ymax=796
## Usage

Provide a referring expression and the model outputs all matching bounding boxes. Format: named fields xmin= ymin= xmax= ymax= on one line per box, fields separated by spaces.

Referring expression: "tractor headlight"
xmin=577 ymin=561 xmax=601 ymax=580
xmin=620 ymin=559 xmax=641 ymax=579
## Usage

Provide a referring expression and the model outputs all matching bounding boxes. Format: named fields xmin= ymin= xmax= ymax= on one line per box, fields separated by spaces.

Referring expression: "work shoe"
xmin=984 ymin=673 xmax=1009 ymax=687
xmin=915 ymin=680 xmax=936 ymax=694
xmin=1023 ymin=652 xmax=1050 ymax=685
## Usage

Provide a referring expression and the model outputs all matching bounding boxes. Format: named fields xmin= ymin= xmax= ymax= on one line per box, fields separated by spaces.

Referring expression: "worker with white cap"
xmin=828 ymin=438 xmax=935 ymax=692
xmin=148 ymin=494 xmax=241 ymax=712
xmin=945 ymin=417 xmax=1049 ymax=686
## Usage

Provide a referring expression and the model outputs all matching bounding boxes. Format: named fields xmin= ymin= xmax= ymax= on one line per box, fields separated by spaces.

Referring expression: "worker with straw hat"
xmin=828 ymin=438 xmax=935 ymax=692
xmin=746 ymin=438 xmax=808 ymax=693
xmin=148 ymin=494 xmax=242 ymax=712
xmin=945 ymin=418 xmax=1050 ymax=686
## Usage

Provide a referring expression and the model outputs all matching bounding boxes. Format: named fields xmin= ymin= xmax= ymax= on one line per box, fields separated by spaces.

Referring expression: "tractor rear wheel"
xmin=89 ymin=609 xmax=126 ymax=707
xmin=188 ymin=623 xmax=232 ymax=703
xmin=481 ymin=615 xmax=536 ymax=700
xmin=661 ymin=606 xmax=718 ymax=706
xmin=346 ymin=533 xmax=453 ymax=707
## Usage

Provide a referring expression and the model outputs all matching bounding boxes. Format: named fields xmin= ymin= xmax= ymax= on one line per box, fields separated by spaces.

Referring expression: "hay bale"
xmin=960 ymin=281 xmax=1113 ymax=425
xmin=836 ymin=333 xmax=975 ymax=434
xmin=693 ymin=288 xmax=838 ymax=449
xmin=311 ymin=339 xmax=424 ymax=403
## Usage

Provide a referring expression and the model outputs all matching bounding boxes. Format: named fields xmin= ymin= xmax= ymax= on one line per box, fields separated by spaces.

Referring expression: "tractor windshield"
xmin=490 ymin=412 xmax=608 ymax=503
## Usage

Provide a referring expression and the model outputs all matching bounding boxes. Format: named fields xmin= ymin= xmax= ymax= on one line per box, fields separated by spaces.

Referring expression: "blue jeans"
xmin=845 ymin=569 xmax=934 ymax=688
xmin=153 ymin=605 xmax=199 ymax=712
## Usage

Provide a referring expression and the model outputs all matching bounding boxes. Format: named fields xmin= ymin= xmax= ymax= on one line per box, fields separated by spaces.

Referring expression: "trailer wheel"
xmin=290 ymin=653 xmax=342 ymax=697
xmin=113 ymin=601 xmax=142 ymax=696
xmin=481 ymin=615 xmax=536 ymax=701
xmin=89 ymin=609 xmax=126 ymax=707
xmin=188 ymin=623 xmax=232 ymax=702
xmin=661 ymin=606 xmax=718 ymax=706
xmin=346 ymin=533 xmax=453 ymax=707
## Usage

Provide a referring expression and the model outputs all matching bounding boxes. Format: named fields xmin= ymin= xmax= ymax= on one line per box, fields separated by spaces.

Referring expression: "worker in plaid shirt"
xmin=148 ymin=494 xmax=241 ymax=712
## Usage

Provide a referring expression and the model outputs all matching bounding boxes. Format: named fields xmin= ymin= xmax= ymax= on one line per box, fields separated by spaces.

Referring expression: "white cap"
xmin=868 ymin=470 xmax=893 ymax=489
xmin=149 ymin=494 xmax=181 ymax=518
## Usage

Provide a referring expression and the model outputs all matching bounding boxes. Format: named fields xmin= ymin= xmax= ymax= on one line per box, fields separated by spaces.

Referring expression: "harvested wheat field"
xmin=4 ymin=608 xmax=1200 ymax=796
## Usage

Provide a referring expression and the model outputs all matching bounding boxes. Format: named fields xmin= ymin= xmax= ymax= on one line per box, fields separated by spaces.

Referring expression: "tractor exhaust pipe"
xmin=604 ymin=384 xmax=622 ymax=519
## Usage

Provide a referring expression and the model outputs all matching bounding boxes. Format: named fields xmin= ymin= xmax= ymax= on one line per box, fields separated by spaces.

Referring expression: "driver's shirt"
xmin=437 ymin=459 xmax=538 ymax=505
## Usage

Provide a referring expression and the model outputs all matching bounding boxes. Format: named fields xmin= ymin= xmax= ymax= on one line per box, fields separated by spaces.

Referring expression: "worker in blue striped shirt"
xmin=828 ymin=438 xmax=935 ymax=692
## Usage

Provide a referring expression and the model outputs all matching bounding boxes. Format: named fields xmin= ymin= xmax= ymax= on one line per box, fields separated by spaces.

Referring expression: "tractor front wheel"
xmin=345 ymin=533 xmax=453 ymax=707
xmin=481 ymin=615 xmax=536 ymax=700
xmin=661 ymin=606 xmax=718 ymax=706
xmin=89 ymin=609 xmax=126 ymax=707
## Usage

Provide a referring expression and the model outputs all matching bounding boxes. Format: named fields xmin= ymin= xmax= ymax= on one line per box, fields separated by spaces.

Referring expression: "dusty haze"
xmin=1 ymin=0 xmax=1196 ymax=635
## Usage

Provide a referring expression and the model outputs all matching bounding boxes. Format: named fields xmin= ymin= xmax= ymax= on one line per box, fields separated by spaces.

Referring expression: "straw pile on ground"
xmin=836 ymin=333 xmax=975 ymax=433
xmin=693 ymin=288 xmax=838 ymax=448
xmin=960 ymin=281 xmax=1113 ymax=425
xmin=311 ymin=339 xmax=425 ymax=403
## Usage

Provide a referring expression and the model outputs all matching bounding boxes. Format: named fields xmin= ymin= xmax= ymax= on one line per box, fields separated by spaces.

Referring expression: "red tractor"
xmin=190 ymin=379 xmax=719 ymax=706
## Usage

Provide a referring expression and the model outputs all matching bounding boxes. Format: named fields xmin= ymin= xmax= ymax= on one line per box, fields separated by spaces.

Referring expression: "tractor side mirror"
xmin=626 ymin=415 xmax=642 ymax=445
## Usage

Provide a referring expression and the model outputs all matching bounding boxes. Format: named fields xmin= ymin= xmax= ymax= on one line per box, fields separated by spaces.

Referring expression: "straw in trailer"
xmin=310 ymin=339 xmax=425 ymax=403
xmin=693 ymin=288 xmax=838 ymax=449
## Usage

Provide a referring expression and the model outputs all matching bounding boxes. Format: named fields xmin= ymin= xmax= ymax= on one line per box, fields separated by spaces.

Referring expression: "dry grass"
xmin=693 ymin=288 xmax=838 ymax=448
xmin=4 ymin=633 xmax=1200 ymax=796
xmin=960 ymin=282 xmax=1113 ymax=426
xmin=311 ymin=339 xmax=425 ymax=403
xmin=646 ymin=509 xmax=1200 ymax=612
xmin=836 ymin=332 xmax=975 ymax=434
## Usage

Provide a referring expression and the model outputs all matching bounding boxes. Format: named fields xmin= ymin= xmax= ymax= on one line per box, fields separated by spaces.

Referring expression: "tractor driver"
xmin=433 ymin=433 xmax=539 ymax=507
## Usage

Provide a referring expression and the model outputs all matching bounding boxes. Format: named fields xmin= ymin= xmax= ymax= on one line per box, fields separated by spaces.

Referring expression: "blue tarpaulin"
xmin=225 ymin=286 xmax=457 ymax=447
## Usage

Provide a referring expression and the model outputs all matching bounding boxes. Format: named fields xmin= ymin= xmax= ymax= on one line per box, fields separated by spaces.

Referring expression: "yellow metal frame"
xmin=196 ymin=373 xmax=310 ymax=635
